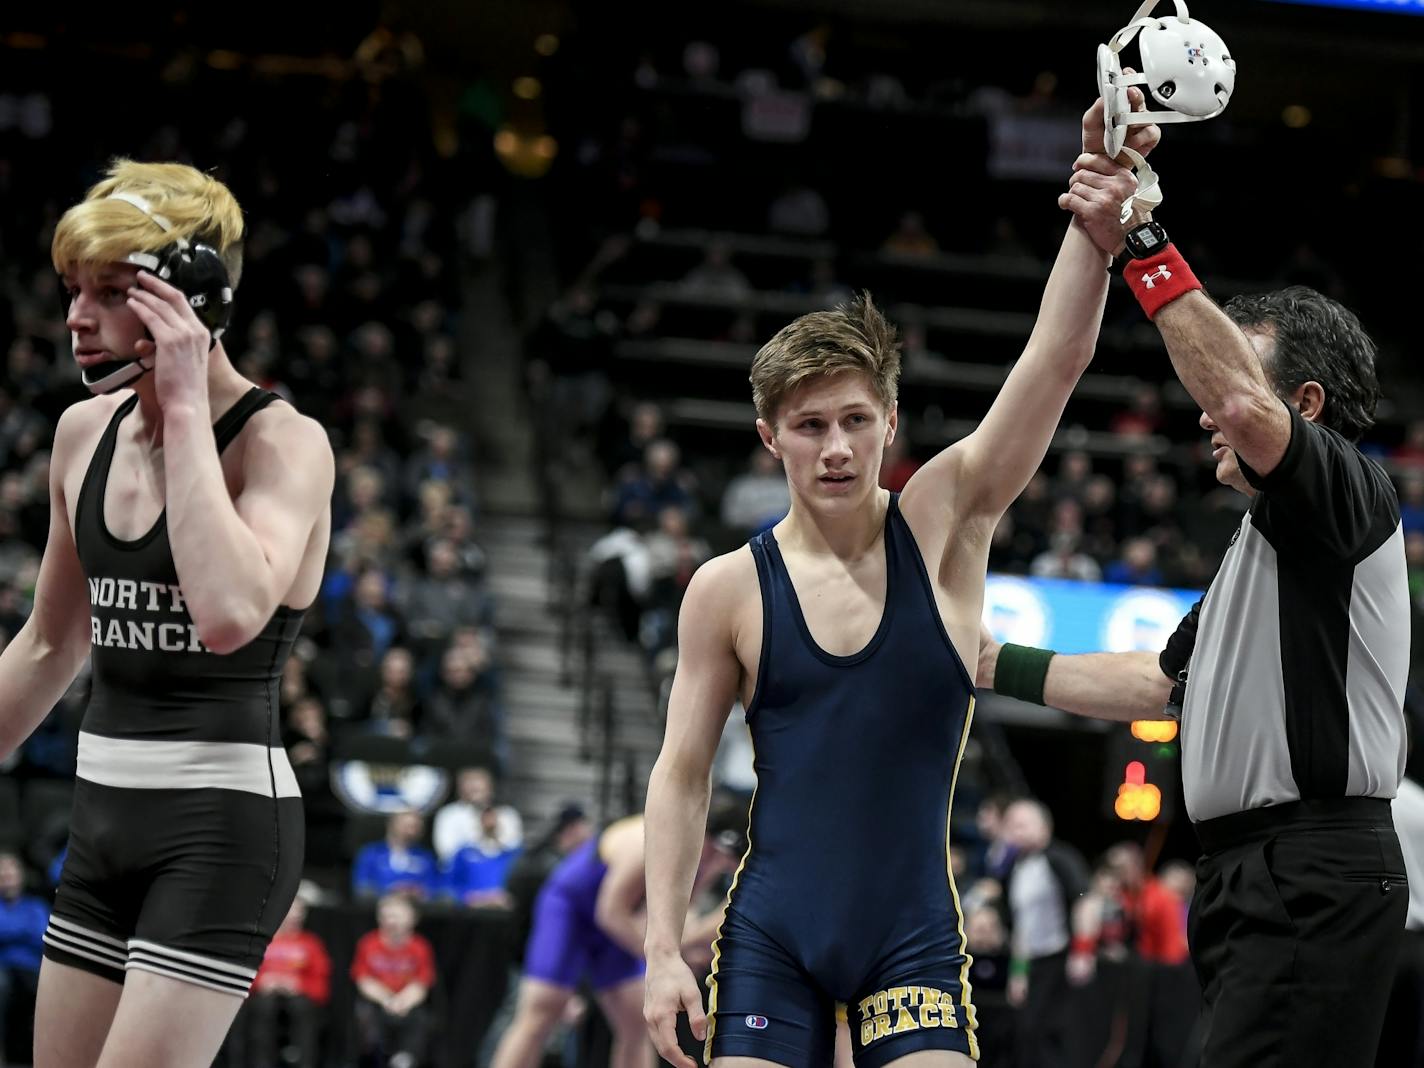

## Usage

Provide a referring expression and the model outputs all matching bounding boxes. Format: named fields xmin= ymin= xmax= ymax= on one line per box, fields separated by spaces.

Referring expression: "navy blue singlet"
xmin=706 ymin=493 xmax=980 ymax=1068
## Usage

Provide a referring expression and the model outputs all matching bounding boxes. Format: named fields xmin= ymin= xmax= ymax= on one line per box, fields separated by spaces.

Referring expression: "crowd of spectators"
xmin=352 ymin=774 xmax=525 ymax=909
xmin=949 ymin=796 xmax=1199 ymax=1068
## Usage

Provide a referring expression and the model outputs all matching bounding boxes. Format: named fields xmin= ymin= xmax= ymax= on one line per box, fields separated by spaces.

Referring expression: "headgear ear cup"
xmin=72 ymin=242 xmax=235 ymax=396
xmin=159 ymin=240 xmax=234 ymax=345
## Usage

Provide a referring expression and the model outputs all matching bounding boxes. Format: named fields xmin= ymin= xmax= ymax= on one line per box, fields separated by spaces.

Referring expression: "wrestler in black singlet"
xmin=43 ymin=388 xmax=305 ymax=997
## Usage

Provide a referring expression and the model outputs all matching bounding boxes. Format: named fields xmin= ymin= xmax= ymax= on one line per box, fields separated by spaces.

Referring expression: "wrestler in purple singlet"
xmin=523 ymin=830 xmax=644 ymax=991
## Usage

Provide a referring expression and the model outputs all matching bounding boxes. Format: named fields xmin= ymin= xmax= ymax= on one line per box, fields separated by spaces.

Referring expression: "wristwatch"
xmin=1124 ymin=220 xmax=1169 ymax=261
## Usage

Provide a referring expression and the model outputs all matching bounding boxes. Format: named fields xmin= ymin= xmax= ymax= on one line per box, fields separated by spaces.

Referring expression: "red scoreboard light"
xmin=1105 ymin=722 xmax=1178 ymax=822
xmin=1113 ymin=760 xmax=1163 ymax=821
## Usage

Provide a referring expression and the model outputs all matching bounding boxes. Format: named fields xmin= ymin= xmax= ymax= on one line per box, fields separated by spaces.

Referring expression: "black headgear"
xmin=63 ymin=191 xmax=234 ymax=395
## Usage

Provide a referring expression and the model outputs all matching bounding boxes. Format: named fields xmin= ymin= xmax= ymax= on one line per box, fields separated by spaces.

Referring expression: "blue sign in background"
xmin=983 ymin=574 xmax=1202 ymax=655
xmin=1264 ymin=0 xmax=1424 ymax=14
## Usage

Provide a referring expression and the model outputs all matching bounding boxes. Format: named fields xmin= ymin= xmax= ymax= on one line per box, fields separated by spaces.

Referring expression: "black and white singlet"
xmin=43 ymin=388 xmax=306 ymax=997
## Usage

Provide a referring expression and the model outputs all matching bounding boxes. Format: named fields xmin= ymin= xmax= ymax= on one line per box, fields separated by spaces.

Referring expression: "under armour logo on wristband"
xmin=1127 ymin=244 xmax=1202 ymax=320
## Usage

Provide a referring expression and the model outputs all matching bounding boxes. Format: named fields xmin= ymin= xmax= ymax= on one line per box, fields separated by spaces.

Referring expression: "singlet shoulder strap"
xmin=747 ymin=528 xmax=778 ymax=632
xmin=214 ymin=388 xmax=282 ymax=453
xmin=883 ymin=492 xmax=904 ymax=568
xmin=74 ymin=395 xmax=141 ymax=538
xmin=748 ymin=527 xmax=794 ymax=620
xmin=743 ymin=532 xmax=776 ymax=718
xmin=748 ymin=528 xmax=775 ymax=581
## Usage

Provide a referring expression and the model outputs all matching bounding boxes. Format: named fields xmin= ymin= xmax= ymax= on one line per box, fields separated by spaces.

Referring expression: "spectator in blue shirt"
xmin=352 ymin=811 xmax=439 ymax=901
xmin=611 ymin=439 xmax=694 ymax=527
xmin=1103 ymin=536 xmax=1165 ymax=587
xmin=443 ymin=807 xmax=523 ymax=907
xmin=0 ymin=851 xmax=47 ymax=1058
xmin=1401 ymin=472 xmax=1424 ymax=537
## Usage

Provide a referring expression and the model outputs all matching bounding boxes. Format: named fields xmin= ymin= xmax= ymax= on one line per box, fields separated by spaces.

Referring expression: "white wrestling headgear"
xmin=1099 ymin=0 xmax=1236 ymax=222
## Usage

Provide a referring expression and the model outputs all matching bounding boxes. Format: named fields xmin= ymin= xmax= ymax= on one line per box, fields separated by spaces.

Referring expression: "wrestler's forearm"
xmin=643 ymin=760 xmax=713 ymax=959
xmin=1024 ymin=220 xmax=1113 ymax=366
xmin=0 ymin=623 xmax=86 ymax=759
xmin=161 ymin=404 xmax=278 ymax=653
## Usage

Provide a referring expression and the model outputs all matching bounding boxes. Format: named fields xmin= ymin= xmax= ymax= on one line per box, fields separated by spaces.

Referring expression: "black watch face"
xmin=1128 ymin=223 xmax=1166 ymax=259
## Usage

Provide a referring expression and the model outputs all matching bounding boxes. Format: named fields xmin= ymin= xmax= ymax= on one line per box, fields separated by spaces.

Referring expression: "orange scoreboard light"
xmin=1130 ymin=720 xmax=1178 ymax=743
xmin=1105 ymin=720 xmax=1178 ymax=822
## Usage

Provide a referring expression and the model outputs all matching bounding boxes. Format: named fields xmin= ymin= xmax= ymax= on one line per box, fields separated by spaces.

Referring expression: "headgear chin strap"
xmin=80 ymin=353 xmax=155 ymax=396
xmin=1099 ymin=0 xmax=1236 ymax=222
xmin=70 ymin=192 xmax=234 ymax=396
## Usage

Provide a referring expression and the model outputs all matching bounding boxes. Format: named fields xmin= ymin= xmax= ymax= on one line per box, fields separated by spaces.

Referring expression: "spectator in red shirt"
xmin=246 ymin=895 xmax=331 ymax=1068
xmin=1105 ymin=843 xmax=1199 ymax=1067
xmin=1105 ymin=843 xmax=1188 ymax=966
xmin=1110 ymin=384 xmax=1165 ymax=439
xmin=351 ymin=895 xmax=437 ymax=1068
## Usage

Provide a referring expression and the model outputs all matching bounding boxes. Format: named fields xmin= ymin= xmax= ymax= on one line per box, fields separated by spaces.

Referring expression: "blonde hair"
xmin=749 ymin=292 xmax=900 ymax=425
xmin=52 ymin=159 xmax=245 ymax=286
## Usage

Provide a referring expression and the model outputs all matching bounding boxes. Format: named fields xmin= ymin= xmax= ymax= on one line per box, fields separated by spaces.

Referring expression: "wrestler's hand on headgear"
xmin=1081 ymin=69 xmax=1161 ymax=164
xmin=126 ymin=269 xmax=212 ymax=411
xmin=1059 ymin=154 xmax=1143 ymax=257
xmin=644 ymin=951 xmax=706 ymax=1068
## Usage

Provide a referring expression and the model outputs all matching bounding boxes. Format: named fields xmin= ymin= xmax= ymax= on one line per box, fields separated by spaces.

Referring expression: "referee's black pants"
xmin=1376 ymin=928 xmax=1424 ymax=1068
xmin=1190 ymin=798 xmax=1408 ymax=1068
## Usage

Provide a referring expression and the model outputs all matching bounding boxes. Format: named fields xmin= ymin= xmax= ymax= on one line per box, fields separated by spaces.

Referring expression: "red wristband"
xmin=1125 ymin=243 xmax=1202 ymax=320
xmin=1070 ymin=936 xmax=1097 ymax=957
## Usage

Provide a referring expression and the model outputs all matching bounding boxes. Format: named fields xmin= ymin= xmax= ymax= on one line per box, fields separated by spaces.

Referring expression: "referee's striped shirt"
xmin=1161 ymin=404 xmax=1410 ymax=823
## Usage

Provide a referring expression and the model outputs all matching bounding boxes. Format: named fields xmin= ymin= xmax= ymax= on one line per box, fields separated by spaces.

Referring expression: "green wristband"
xmin=1009 ymin=958 xmax=1030 ymax=979
xmin=995 ymin=644 xmax=1056 ymax=706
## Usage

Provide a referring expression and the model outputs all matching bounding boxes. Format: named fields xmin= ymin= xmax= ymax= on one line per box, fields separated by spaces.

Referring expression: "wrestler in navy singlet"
xmin=706 ymin=494 xmax=979 ymax=1068
xmin=43 ymin=388 xmax=306 ymax=997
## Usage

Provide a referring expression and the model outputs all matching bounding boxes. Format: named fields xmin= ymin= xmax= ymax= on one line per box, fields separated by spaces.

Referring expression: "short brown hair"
xmin=749 ymin=292 xmax=901 ymax=425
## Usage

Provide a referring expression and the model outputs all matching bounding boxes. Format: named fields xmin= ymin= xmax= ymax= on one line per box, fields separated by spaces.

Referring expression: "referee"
xmin=982 ymin=180 xmax=1410 ymax=1068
